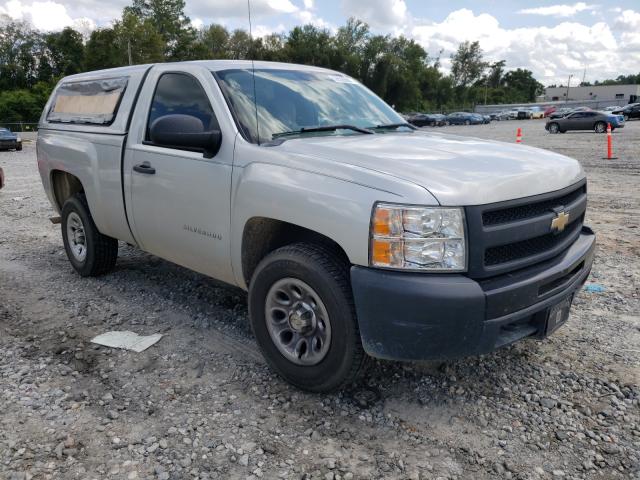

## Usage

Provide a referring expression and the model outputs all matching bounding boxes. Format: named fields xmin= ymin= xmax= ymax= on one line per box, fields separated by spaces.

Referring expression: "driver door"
xmin=123 ymin=66 xmax=235 ymax=285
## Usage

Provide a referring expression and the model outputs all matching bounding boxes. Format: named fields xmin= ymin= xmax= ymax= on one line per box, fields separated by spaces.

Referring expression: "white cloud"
xmin=190 ymin=0 xmax=297 ymax=20
xmin=303 ymin=0 xmax=313 ymax=9
xmin=0 ymin=0 xmax=94 ymax=31
xmin=518 ymin=2 xmax=595 ymax=17
xmin=252 ymin=22 xmax=286 ymax=37
xmin=342 ymin=0 xmax=407 ymax=30
xmin=615 ymin=9 xmax=640 ymax=52
xmin=294 ymin=8 xmax=331 ymax=29
xmin=191 ymin=17 xmax=204 ymax=30
xmin=614 ymin=8 xmax=640 ymax=30
xmin=411 ymin=8 xmax=636 ymax=86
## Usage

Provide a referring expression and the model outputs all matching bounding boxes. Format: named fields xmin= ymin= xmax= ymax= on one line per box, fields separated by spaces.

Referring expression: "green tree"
xmin=44 ymin=27 xmax=85 ymax=78
xmin=227 ymin=29 xmax=253 ymax=60
xmin=113 ymin=11 xmax=165 ymax=65
xmin=502 ymin=68 xmax=544 ymax=102
xmin=0 ymin=16 xmax=43 ymax=89
xmin=450 ymin=40 xmax=486 ymax=88
xmin=124 ymin=0 xmax=196 ymax=59
xmin=85 ymin=28 xmax=122 ymax=70
xmin=333 ymin=18 xmax=369 ymax=77
xmin=486 ymin=60 xmax=506 ymax=88
xmin=285 ymin=25 xmax=334 ymax=67
xmin=197 ymin=24 xmax=230 ymax=59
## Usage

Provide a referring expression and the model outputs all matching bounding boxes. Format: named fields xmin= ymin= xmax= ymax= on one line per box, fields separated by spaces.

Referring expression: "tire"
xmin=248 ymin=243 xmax=365 ymax=392
xmin=624 ymin=114 xmax=629 ymax=122
xmin=548 ymin=122 xmax=560 ymax=134
xmin=16 ymin=144 xmax=22 ymax=151
xmin=61 ymin=193 xmax=118 ymax=277
xmin=594 ymin=121 xmax=607 ymax=133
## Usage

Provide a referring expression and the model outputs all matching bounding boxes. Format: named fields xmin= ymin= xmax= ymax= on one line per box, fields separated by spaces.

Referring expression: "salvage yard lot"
xmin=1 ymin=122 xmax=639 ymax=479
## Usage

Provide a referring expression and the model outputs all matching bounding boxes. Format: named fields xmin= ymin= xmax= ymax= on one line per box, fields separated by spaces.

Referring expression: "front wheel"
xmin=548 ymin=122 xmax=560 ymax=134
xmin=61 ymin=193 xmax=118 ymax=277
xmin=594 ymin=121 xmax=607 ymax=133
xmin=16 ymin=144 xmax=22 ymax=151
xmin=248 ymin=243 xmax=365 ymax=392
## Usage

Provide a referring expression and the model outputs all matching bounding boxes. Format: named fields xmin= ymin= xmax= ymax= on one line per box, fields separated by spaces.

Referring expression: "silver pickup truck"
xmin=37 ymin=61 xmax=595 ymax=392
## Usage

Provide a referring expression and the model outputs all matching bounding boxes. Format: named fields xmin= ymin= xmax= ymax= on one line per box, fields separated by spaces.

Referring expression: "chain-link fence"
xmin=474 ymin=98 xmax=630 ymax=115
xmin=0 ymin=122 xmax=39 ymax=132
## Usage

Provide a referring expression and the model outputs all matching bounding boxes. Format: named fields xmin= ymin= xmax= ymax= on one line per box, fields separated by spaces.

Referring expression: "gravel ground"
xmin=1 ymin=121 xmax=639 ymax=480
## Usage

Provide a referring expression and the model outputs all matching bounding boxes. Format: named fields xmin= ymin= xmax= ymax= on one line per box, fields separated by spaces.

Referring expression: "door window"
xmin=146 ymin=73 xmax=219 ymax=143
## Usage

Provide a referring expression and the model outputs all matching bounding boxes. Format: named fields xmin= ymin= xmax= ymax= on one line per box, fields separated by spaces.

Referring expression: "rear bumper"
xmin=351 ymin=227 xmax=595 ymax=361
xmin=0 ymin=140 xmax=18 ymax=149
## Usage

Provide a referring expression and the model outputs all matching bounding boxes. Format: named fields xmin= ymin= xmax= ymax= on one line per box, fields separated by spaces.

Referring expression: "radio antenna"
xmin=247 ymin=0 xmax=260 ymax=145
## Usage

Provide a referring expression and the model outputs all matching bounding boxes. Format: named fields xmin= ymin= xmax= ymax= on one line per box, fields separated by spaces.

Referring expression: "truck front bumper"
xmin=350 ymin=227 xmax=596 ymax=361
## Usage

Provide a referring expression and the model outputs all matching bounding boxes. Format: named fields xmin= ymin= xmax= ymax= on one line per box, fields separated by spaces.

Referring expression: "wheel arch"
xmin=241 ymin=217 xmax=349 ymax=288
xmin=51 ymin=170 xmax=85 ymax=211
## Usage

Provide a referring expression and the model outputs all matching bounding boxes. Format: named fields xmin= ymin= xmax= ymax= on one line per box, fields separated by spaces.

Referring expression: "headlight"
xmin=370 ymin=203 xmax=466 ymax=271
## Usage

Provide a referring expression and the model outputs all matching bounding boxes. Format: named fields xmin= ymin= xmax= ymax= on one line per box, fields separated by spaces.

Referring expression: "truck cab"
xmin=37 ymin=61 xmax=595 ymax=392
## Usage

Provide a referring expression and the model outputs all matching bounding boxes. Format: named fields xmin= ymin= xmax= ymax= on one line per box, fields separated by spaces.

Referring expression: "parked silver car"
xmin=36 ymin=61 xmax=595 ymax=391
xmin=545 ymin=111 xmax=625 ymax=133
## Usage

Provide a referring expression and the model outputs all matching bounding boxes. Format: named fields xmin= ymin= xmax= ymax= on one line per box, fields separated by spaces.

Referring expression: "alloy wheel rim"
xmin=265 ymin=278 xmax=331 ymax=366
xmin=66 ymin=212 xmax=87 ymax=261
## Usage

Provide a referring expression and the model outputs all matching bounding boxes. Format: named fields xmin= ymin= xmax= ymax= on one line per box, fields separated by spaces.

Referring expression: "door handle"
xmin=133 ymin=162 xmax=156 ymax=174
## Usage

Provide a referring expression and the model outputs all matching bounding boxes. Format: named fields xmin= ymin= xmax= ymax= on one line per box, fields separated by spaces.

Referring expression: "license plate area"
xmin=545 ymin=295 xmax=573 ymax=335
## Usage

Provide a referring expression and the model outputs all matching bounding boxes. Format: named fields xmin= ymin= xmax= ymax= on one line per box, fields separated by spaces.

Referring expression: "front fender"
xmin=230 ymin=162 xmax=402 ymax=289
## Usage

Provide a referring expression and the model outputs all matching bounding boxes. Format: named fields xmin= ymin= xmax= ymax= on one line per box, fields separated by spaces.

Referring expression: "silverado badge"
xmin=551 ymin=211 xmax=570 ymax=232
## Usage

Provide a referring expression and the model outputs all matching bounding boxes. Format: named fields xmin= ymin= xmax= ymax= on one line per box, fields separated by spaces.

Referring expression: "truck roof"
xmin=60 ymin=60 xmax=334 ymax=82
xmin=39 ymin=60 xmax=341 ymax=134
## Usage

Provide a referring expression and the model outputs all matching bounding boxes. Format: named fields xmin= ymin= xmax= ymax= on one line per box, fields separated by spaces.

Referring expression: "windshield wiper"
xmin=272 ymin=124 xmax=374 ymax=139
xmin=369 ymin=122 xmax=417 ymax=130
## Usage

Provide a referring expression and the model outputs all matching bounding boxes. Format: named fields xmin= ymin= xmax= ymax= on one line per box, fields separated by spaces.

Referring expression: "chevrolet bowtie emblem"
xmin=551 ymin=211 xmax=570 ymax=232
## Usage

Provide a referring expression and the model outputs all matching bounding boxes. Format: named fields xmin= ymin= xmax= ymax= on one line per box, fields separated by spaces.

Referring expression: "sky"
xmin=1 ymin=0 xmax=639 ymax=86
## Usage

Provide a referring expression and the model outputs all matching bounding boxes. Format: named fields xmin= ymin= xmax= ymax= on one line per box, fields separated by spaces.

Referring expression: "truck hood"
xmin=277 ymin=131 xmax=584 ymax=205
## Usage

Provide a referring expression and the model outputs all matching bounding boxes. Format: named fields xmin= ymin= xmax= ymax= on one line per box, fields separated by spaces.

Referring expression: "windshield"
xmin=214 ymin=68 xmax=405 ymax=143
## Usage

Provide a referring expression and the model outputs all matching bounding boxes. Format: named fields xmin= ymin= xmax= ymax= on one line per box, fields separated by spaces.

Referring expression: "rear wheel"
xmin=548 ymin=122 xmax=560 ymax=134
xmin=594 ymin=121 xmax=607 ymax=133
xmin=61 ymin=193 xmax=118 ymax=277
xmin=624 ymin=114 xmax=629 ymax=122
xmin=248 ymin=243 xmax=365 ymax=392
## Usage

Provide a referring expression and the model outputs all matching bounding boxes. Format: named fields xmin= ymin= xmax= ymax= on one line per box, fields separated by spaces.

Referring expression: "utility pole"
xmin=565 ymin=74 xmax=573 ymax=103
xmin=484 ymin=79 xmax=488 ymax=105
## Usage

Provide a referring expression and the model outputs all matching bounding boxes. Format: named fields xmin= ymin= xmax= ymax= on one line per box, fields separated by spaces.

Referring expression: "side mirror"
xmin=149 ymin=114 xmax=222 ymax=158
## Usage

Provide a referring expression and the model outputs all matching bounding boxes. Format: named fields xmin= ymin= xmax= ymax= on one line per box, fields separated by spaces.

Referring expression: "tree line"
xmin=1 ymin=0 xmax=548 ymax=123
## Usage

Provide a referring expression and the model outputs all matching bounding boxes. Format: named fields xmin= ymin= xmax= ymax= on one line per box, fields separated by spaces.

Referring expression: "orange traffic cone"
xmin=604 ymin=123 xmax=617 ymax=159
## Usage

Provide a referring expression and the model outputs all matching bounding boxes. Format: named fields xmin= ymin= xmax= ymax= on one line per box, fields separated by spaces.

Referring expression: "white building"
xmin=544 ymin=84 xmax=640 ymax=103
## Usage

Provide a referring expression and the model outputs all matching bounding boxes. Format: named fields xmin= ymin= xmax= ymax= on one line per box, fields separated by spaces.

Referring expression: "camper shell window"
xmin=47 ymin=77 xmax=128 ymax=125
